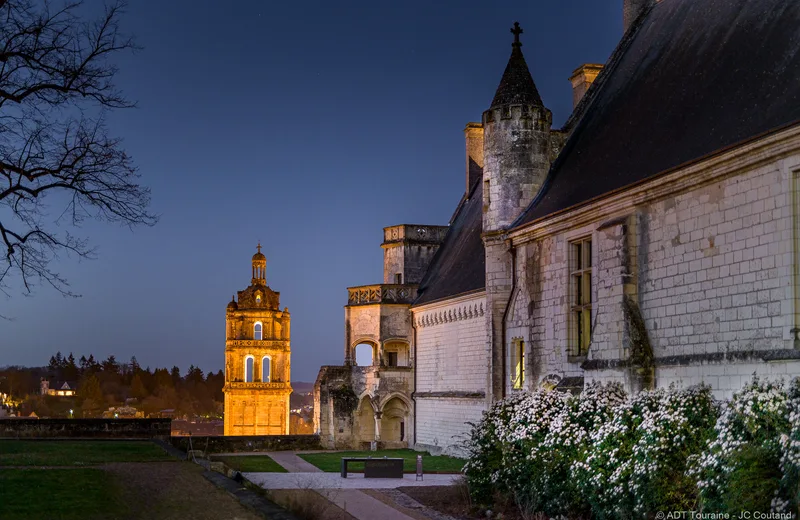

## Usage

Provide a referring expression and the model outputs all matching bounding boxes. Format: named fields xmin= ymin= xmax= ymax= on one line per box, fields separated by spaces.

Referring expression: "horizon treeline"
xmin=1 ymin=352 xmax=224 ymax=418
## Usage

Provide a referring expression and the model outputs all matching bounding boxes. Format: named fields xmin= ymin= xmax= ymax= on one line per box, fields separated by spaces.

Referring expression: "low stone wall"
xmin=170 ymin=434 xmax=321 ymax=453
xmin=0 ymin=418 xmax=171 ymax=438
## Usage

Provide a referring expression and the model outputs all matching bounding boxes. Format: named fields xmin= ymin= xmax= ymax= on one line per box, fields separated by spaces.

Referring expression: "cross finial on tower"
xmin=256 ymin=242 xmax=262 ymax=254
xmin=511 ymin=22 xmax=523 ymax=48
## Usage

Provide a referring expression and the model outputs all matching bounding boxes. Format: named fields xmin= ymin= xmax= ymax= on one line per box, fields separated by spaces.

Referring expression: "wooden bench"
xmin=340 ymin=457 xmax=404 ymax=478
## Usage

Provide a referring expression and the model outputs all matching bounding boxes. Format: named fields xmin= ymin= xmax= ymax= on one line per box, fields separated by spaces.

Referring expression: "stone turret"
xmin=482 ymin=22 xmax=552 ymax=234
xmin=482 ymin=23 xmax=552 ymax=403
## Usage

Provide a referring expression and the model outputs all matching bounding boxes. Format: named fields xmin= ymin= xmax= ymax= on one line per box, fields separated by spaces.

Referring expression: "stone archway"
xmin=353 ymin=342 xmax=377 ymax=366
xmin=355 ymin=397 xmax=376 ymax=447
xmin=380 ymin=397 xmax=409 ymax=448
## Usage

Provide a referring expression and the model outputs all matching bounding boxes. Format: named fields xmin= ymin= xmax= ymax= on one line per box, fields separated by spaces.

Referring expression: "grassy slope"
xmin=0 ymin=468 xmax=127 ymax=520
xmin=212 ymin=455 xmax=288 ymax=473
xmin=298 ymin=449 xmax=465 ymax=473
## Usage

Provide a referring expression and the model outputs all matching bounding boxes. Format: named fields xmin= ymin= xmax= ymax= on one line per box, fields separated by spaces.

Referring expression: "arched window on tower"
xmin=262 ymin=356 xmax=271 ymax=383
xmin=244 ymin=356 xmax=254 ymax=383
xmin=254 ymin=322 xmax=263 ymax=340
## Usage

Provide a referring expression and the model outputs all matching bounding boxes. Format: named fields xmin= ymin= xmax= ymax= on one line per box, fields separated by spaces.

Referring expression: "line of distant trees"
xmin=1 ymin=352 xmax=224 ymax=418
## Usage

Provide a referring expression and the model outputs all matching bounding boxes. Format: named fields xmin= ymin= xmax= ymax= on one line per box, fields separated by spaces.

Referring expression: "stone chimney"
xmin=569 ymin=64 xmax=603 ymax=109
xmin=464 ymin=122 xmax=484 ymax=195
xmin=623 ymin=0 xmax=658 ymax=33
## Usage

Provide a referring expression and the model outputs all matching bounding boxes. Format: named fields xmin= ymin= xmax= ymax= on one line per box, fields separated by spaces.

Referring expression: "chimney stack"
xmin=464 ymin=122 xmax=484 ymax=195
xmin=623 ymin=0 xmax=657 ymax=33
xmin=569 ymin=64 xmax=603 ymax=109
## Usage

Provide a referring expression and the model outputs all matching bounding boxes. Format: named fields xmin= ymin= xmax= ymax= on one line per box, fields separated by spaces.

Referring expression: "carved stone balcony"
xmin=224 ymin=381 xmax=291 ymax=391
xmin=346 ymin=284 xmax=418 ymax=306
xmin=225 ymin=339 xmax=289 ymax=350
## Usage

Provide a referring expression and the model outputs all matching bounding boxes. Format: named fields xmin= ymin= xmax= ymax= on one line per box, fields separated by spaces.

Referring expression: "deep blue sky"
xmin=1 ymin=1 xmax=622 ymax=381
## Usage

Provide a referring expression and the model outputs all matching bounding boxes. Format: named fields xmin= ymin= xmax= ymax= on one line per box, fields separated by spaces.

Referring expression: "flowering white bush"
xmin=573 ymin=385 xmax=717 ymax=518
xmin=692 ymin=378 xmax=800 ymax=513
xmin=463 ymin=388 xmax=570 ymax=504
xmin=464 ymin=377 xmax=800 ymax=518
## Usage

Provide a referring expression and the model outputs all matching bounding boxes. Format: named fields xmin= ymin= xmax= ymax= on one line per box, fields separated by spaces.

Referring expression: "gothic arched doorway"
xmin=380 ymin=397 xmax=409 ymax=448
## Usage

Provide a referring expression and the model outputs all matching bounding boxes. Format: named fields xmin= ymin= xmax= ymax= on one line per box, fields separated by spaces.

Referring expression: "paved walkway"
xmin=244 ymin=471 xmax=459 ymax=490
xmin=243 ymin=451 xmax=457 ymax=520
xmin=262 ymin=451 xmax=322 ymax=473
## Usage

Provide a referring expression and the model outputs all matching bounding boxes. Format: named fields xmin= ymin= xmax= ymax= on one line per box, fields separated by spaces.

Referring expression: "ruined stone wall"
xmin=0 ymin=418 xmax=171 ymax=438
xmin=314 ymin=366 xmax=357 ymax=449
xmin=413 ymin=292 xmax=489 ymax=455
xmin=170 ymin=434 xmax=320 ymax=453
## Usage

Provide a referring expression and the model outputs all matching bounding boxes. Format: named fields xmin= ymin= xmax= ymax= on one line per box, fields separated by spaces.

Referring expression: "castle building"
xmin=224 ymin=245 xmax=292 ymax=435
xmin=316 ymin=0 xmax=800 ymax=455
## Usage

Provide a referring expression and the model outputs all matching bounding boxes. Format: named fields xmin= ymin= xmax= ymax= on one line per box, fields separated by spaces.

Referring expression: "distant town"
xmin=0 ymin=352 xmax=314 ymax=435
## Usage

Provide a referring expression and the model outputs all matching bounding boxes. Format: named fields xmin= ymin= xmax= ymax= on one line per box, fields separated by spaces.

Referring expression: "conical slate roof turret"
xmin=490 ymin=22 xmax=543 ymax=108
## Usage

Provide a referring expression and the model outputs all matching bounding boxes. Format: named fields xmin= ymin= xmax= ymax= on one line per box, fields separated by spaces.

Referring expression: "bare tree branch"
xmin=0 ymin=0 xmax=156 ymax=296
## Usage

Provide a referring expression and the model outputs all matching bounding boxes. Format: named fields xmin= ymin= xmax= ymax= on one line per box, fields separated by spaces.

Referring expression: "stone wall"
xmin=508 ymin=135 xmax=800 ymax=398
xmin=413 ymin=292 xmax=489 ymax=455
xmin=0 ymin=418 xmax=171 ymax=438
xmin=507 ymin=237 xmax=585 ymax=392
xmin=170 ymin=434 xmax=321 ymax=453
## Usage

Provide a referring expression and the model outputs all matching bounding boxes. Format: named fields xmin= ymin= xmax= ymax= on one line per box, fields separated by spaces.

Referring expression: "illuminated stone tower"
xmin=223 ymin=244 xmax=292 ymax=435
xmin=483 ymin=23 xmax=552 ymax=401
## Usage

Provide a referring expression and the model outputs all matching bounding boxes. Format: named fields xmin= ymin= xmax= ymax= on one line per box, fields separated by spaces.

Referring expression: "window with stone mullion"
xmin=569 ymin=238 xmax=592 ymax=357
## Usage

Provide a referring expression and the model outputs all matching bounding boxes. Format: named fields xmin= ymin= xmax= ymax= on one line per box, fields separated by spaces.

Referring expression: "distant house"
xmin=40 ymin=379 xmax=76 ymax=397
xmin=157 ymin=409 xmax=176 ymax=419
xmin=102 ymin=406 xmax=143 ymax=419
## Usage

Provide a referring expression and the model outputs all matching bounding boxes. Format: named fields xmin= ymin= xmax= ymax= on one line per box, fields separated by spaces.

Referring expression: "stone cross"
xmin=511 ymin=22 xmax=523 ymax=47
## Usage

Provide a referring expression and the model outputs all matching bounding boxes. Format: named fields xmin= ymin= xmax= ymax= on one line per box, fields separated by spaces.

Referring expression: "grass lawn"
xmin=0 ymin=468 xmax=127 ymax=520
xmin=298 ymin=449 xmax=466 ymax=473
xmin=0 ymin=441 xmax=263 ymax=520
xmin=0 ymin=440 xmax=172 ymax=466
xmin=211 ymin=455 xmax=288 ymax=473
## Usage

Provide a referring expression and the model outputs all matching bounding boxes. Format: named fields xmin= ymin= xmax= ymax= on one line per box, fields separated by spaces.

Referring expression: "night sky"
xmin=1 ymin=0 xmax=622 ymax=381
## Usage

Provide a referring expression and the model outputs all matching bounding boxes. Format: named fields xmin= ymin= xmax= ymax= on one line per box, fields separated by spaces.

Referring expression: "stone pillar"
xmin=591 ymin=214 xmax=653 ymax=393
xmin=374 ymin=411 xmax=382 ymax=441
xmin=344 ymin=307 xmax=353 ymax=365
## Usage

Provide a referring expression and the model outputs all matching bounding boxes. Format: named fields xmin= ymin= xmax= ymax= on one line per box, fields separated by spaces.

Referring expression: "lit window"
xmin=262 ymin=356 xmax=271 ymax=383
xmin=244 ymin=356 xmax=254 ymax=382
xmin=254 ymin=322 xmax=262 ymax=340
xmin=256 ymin=293 xmax=262 ymax=304
xmin=510 ymin=339 xmax=524 ymax=390
xmin=569 ymin=237 xmax=593 ymax=356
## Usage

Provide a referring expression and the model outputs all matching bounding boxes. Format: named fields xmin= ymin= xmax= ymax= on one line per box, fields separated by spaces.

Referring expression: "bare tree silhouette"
xmin=0 ymin=0 xmax=156 ymax=296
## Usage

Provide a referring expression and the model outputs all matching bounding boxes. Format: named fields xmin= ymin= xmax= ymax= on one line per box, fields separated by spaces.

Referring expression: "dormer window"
xmin=254 ymin=322 xmax=263 ymax=340
xmin=255 ymin=293 xmax=262 ymax=304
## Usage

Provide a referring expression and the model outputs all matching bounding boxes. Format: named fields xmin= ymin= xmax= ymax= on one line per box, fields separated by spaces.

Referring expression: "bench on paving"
xmin=340 ymin=456 xmax=404 ymax=478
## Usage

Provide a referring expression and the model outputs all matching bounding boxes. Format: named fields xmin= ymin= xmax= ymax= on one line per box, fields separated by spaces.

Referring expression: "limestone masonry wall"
xmin=414 ymin=398 xmax=483 ymax=457
xmin=511 ymin=145 xmax=800 ymax=399
xmin=413 ymin=292 xmax=489 ymax=454
xmin=414 ymin=293 xmax=489 ymax=394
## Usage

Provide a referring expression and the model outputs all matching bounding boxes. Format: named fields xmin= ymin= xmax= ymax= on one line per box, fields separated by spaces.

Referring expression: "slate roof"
xmin=413 ymin=179 xmax=485 ymax=306
xmin=490 ymin=43 xmax=543 ymax=108
xmin=514 ymin=0 xmax=800 ymax=227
